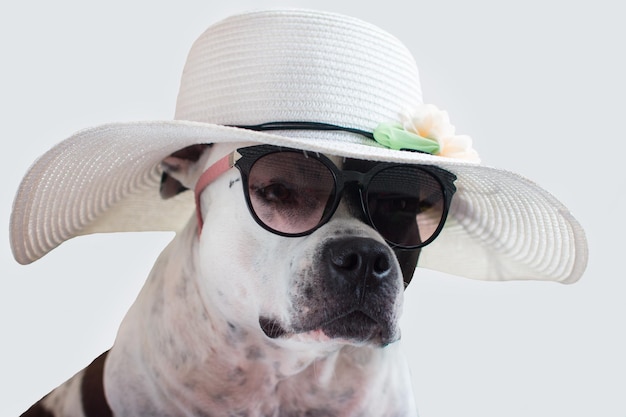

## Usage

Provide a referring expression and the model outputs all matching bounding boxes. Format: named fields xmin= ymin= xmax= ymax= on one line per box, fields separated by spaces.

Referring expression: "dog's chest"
xmin=210 ymin=377 xmax=371 ymax=417
xmin=150 ymin=348 xmax=392 ymax=417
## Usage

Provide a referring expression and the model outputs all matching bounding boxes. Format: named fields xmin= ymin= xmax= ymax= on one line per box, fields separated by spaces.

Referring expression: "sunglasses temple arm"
xmin=194 ymin=151 xmax=239 ymax=235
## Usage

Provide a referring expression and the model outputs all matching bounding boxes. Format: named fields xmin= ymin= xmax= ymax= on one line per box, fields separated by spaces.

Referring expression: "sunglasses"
xmin=195 ymin=145 xmax=456 ymax=249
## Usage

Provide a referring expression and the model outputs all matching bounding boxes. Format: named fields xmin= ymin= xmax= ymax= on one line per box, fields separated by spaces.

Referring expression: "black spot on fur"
xmin=193 ymin=407 xmax=214 ymax=417
xmin=229 ymin=178 xmax=241 ymax=188
xmin=228 ymin=411 xmax=249 ymax=417
xmin=245 ymin=345 xmax=264 ymax=360
xmin=227 ymin=366 xmax=247 ymax=386
xmin=280 ymin=408 xmax=334 ymax=417
xmin=394 ymin=247 xmax=421 ymax=287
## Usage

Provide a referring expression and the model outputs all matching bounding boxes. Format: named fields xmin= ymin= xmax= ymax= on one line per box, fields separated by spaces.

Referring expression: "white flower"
xmin=401 ymin=104 xmax=455 ymax=141
xmin=400 ymin=104 xmax=481 ymax=162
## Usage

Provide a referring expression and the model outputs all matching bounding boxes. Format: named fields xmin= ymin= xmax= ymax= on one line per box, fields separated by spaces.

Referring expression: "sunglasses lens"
xmin=366 ymin=166 xmax=446 ymax=247
xmin=247 ymin=152 xmax=336 ymax=234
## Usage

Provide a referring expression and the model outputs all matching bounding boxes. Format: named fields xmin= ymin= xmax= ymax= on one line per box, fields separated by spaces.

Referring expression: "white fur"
xmin=36 ymin=142 xmax=419 ymax=416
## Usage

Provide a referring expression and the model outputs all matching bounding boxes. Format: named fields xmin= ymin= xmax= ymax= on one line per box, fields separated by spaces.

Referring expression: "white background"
xmin=1 ymin=0 xmax=623 ymax=416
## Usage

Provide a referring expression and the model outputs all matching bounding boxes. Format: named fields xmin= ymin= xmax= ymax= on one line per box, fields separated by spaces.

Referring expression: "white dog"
xmin=12 ymin=9 xmax=587 ymax=417
xmin=23 ymin=141 xmax=422 ymax=416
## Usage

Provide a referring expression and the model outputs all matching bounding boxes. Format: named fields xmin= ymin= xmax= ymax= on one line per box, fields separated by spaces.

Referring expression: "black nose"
xmin=324 ymin=237 xmax=396 ymax=301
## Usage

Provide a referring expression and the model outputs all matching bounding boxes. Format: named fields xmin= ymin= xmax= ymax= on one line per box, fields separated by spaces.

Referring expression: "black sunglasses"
xmin=195 ymin=145 xmax=456 ymax=249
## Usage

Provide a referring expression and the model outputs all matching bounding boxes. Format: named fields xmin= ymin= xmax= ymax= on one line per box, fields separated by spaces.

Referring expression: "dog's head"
xmin=161 ymin=142 xmax=421 ymax=348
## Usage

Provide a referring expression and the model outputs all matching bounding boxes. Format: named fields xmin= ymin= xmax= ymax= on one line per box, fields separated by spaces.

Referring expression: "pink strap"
xmin=194 ymin=154 xmax=234 ymax=234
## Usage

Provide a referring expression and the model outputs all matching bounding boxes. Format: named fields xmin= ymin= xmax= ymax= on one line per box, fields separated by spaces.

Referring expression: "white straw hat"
xmin=10 ymin=9 xmax=588 ymax=283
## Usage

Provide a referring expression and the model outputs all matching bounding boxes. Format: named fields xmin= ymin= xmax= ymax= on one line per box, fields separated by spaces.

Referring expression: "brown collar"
xmin=80 ymin=350 xmax=113 ymax=417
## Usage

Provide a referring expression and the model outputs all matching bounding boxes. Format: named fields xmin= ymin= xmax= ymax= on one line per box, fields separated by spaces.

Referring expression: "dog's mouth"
xmin=259 ymin=317 xmax=289 ymax=339
xmin=259 ymin=310 xmax=396 ymax=346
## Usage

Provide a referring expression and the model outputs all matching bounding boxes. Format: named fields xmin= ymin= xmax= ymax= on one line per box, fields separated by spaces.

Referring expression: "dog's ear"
xmin=160 ymin=144 xmax=212 ymax=199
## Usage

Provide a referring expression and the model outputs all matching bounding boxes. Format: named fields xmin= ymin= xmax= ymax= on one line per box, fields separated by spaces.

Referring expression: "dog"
xmin=21 ymin=141 xmax=422 ymax=417
xmin=12 ymin=7 xmax=589 ymax=417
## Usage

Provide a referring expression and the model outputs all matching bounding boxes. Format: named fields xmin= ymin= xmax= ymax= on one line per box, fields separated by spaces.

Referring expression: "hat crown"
xmin=174 ymin=9 xmax=423 ymax=131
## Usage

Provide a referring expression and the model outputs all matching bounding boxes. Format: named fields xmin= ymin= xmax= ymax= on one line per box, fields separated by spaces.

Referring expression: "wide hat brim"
xmin=10 ymin=120 xmax=588 ymax=284
xmin=9 ymin=9 xmax=588 ymax=283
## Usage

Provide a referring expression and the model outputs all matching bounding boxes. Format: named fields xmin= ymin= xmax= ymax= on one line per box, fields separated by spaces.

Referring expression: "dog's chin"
xmin=259 ymin=312 xmax=398 ymax=347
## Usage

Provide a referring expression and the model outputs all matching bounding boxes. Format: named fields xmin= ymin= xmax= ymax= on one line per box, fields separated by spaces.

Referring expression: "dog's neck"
xmin=104 ymin=222 xmax=417 ymax=416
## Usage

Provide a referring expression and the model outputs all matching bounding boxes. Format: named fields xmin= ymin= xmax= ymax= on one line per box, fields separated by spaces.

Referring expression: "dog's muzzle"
xmin=324 ymin=236 xmax=394 ymax=303
xmin=261 ymin=236 xmax=404 ymax=346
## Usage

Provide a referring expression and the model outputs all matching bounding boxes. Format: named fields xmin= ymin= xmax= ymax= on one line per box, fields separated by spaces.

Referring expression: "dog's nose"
xmin=325 ymin=237 xmax=396 ymax=300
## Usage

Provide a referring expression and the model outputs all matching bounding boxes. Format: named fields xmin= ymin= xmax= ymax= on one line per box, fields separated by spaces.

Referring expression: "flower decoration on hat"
xmin=373 ymin=104 xmax=481 ymax=162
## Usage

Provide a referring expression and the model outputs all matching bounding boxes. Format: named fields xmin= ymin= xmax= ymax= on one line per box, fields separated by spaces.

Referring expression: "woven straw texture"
xmin=9 ymin=9 xmax=587 ymax=284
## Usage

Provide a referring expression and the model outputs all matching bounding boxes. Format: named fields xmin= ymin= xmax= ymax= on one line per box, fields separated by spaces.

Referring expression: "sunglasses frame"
xmin=230 ymin=145 xmax=457 ymax=249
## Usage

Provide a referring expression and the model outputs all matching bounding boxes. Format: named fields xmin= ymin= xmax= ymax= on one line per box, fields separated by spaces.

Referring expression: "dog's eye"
xmin=373 ymin=195 xmax=423 ymax=214
xmin=255 ymin=182 xmax=294 ymax=205
xmin=392 ymin=197 xmax=419 ymax=213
